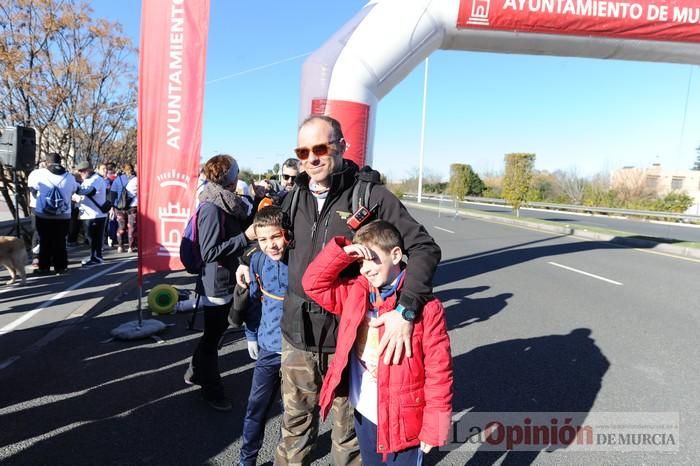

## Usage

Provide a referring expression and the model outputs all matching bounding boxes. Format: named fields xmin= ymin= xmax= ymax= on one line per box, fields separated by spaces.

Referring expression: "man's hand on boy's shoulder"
xmin=370 ymin=311 xmax=413 ymax=365
xmin=343 ymin=244 xmax=374 ymax=261
xmin=244 ymin=223 xmax=256 ymax=241
xmin=236 ymin=264 xmax=250 ymax=289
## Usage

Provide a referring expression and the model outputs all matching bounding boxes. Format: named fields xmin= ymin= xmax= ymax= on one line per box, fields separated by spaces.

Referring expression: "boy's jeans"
xmin=240 ymin=348 xmax=282 ymax=465
xmin=354 ymin=411 xmax=423 ymax=466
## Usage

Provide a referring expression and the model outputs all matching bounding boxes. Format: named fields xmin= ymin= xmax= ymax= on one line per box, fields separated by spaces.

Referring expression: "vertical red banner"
xmin=137 ymin=0 xmax=210 ymax=282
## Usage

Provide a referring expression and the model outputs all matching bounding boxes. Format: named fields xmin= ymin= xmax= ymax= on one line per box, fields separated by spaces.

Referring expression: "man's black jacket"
xmin=281 ymin=160 xmax=441 ymax=352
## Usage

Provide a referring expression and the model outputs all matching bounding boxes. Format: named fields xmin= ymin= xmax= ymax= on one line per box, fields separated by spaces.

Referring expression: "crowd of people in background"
xmin=20 ymin=151 xmax=296 ymax=278
xmin=25 ymin=154 xmax=139 ymax=275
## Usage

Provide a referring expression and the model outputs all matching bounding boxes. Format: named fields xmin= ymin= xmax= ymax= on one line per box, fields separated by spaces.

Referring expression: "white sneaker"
xmin=107 ymin=238 xmax=113 ymax=247
xmin=32 ymin=245 xmax=40 ymax=254
xmin=81 ymin=256 xmax=93 ymax=265
xmin=127 ymin=247 xmax=133 ymax=253
xmin=117 ymin=246 xmax=124 ymax=253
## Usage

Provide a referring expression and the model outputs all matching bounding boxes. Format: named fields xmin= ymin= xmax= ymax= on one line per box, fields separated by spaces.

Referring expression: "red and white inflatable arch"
xmin=300 ymin=0 xmax=700 ymax=167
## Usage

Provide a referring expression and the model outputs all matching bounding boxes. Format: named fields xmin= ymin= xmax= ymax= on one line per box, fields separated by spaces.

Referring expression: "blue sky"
xmin=91 ymin=0 xmax=700 ymax=182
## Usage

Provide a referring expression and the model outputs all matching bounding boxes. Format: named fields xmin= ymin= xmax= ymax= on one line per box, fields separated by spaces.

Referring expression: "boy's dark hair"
xmin=253 ymin=205 xmax=284 ymax=232
xmin=353 ymin=220 xmax=403 ymax=253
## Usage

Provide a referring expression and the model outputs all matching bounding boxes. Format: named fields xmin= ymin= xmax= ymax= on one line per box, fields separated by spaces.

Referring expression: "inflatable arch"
xmin=300 ymin=0 xmax=700 ymax=167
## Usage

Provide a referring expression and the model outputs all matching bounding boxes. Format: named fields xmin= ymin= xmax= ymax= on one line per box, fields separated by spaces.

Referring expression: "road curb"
xmin=405 ymin=201 xmax=700 ymax=260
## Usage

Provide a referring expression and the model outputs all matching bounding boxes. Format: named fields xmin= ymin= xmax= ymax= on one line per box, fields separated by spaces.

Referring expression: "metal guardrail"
xmin=404 ymin=194 xmax=700 ymax=221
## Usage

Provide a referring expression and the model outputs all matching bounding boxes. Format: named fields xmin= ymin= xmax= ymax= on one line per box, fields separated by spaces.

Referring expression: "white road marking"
xmin=434 ymin=226 xmax=455 ymax=234
xmin=0 ymin=261 xmax=126 ymax=335
xmin=548 ymin=261 xmax=623 ymax=286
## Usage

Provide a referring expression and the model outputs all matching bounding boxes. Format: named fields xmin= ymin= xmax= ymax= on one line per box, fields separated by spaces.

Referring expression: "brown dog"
xmin=0 ymin=236 xmax=28 ymax=285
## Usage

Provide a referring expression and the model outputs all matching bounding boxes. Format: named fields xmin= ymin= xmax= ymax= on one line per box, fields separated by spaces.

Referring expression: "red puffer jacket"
xmin=302 ymin=236 xmax=453 ymax=455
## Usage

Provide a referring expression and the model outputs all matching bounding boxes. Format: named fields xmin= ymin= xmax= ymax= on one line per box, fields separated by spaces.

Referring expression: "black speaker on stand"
xmin=0 ymin=126 xmax=37 ymax=237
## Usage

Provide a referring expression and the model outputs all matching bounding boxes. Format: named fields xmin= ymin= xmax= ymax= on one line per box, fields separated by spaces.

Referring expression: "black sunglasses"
xmin=281 ymin=174 xmax=296 ymax=182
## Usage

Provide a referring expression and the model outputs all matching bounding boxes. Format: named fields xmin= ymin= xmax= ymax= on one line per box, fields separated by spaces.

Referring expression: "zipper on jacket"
xmin=303 ymin=192 xmax=321 ymax=268
xmin=322 ymin=214 xmax=331 ymax=246
xmin=309 ymin=193 xmax=337 ymax=264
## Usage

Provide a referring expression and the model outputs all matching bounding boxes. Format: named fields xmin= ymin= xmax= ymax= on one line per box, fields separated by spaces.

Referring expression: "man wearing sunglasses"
xmin=238 ymin=115 xmax=441 ymax=466
xmin=279 ymin=158 xmax=299 ymax=192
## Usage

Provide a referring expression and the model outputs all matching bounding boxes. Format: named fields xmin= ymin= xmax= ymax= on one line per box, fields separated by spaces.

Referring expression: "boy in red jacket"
xmin=302 ymin=220 xmax=453 ymax=465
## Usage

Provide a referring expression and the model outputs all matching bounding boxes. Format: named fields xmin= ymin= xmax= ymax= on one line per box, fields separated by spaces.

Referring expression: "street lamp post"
xmin=417 ymin=57 xmax=429 ymax=204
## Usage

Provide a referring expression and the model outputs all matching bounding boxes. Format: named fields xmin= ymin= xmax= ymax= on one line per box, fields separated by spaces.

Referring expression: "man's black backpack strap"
xmin=285 ymin=185 xmax=300 ymax=229
xmin=281 ymin=186 xmax=299 ymax=248
xmin=351 ymin=165 xmax=383 ymax=214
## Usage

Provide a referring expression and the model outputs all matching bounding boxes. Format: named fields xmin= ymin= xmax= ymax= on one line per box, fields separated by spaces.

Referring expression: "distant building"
xmin=611 ymin=164 xmax=700 ymax=215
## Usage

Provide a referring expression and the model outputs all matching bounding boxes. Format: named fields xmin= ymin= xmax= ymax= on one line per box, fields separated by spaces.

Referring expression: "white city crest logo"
xmin=468 ymin=0 xmax=491 ymax=26
xmin=156 ymin=169 xmax=193 ymax=257
xmin=157 ymin=168 xmax=191 ymax=189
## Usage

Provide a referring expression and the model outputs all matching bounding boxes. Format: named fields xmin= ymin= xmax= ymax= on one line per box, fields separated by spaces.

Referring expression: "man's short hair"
xmin=45 ymin=153 xmax=61 ymax=165
xmin=253 ymin=205 xmax=284 ymax=232
xmin=282 ymin=158 xmax=299 ymax=171
xmin=299 ymin=115 xmax=344 ymax=142
xmin=353 ymin=220 xmax=403 ymax=253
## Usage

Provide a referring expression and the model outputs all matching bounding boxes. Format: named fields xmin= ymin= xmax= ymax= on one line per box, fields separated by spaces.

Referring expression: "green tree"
xmin=469 ymin=171 xmax=486 ymax=196
xmin=654 ymin=192 xmax=694 ymax=213
xmin=447 ymin=163 xmax=483 ymax=201
xmin=448 ymin=163 xmax=468 ymax=201
xmin=528 ymin=170 xmax=558 ymax=202
xmin=502 ymin=153 xmax=535 ymax=216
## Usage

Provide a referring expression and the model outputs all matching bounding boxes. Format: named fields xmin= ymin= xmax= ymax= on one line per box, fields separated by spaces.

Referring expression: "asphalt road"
xmin=0 ymin=247 xmax=137 ymax=369
xmin=0 ymin=207 xmax=698 ymax=465
xmin=412 ymin=196 xmax=700 ymax=243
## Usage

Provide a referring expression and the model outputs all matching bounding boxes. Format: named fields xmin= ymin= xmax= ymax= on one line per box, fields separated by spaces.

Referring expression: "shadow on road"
xmin=427 ymin=328 xmax=609 ymax=466
xmin=0 ymin=270 xmax=265 ymax=465
xmin=435 ymin=286 xmax=512 ymax=330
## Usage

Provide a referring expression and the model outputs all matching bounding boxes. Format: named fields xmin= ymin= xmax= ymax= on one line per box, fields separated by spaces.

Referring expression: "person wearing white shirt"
xmin=28 ymin=153 xmax=79 ymax=275
xmin=74 ymin=161 xmax=108 ymax=266
xmin=27 ymin=161 xmax=44 ymax=264
xmin=110 ymin=163 xmax=138 ymax=253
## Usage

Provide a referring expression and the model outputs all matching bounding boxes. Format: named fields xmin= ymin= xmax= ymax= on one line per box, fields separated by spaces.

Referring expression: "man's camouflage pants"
xmin=275 ymin=337 xmax=361 ymax=466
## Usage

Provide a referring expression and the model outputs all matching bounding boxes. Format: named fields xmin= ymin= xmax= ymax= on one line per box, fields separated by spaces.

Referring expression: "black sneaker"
xmin=55 ymin=269 xmax=68 ymax=275
xmin=33 ymin=268 xmax=51 ymax=276
xmin=204 ymin=395 xmax=232 ymax=412
xmin=202 ymin=386 xmax=232 ymax=412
